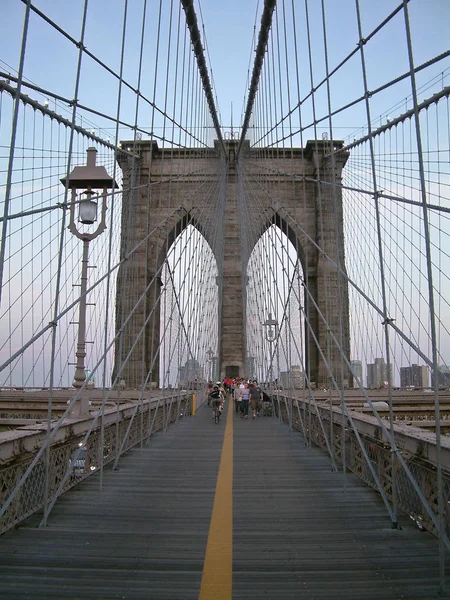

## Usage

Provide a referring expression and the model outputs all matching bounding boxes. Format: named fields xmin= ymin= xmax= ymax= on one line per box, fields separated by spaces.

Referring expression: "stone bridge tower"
xmin=114 ymin=139 xmax=349 ymax=389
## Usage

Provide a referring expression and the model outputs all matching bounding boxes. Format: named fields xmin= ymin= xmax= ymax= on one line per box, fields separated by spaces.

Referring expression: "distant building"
xmin=400 ymin=367 xmax=412 ymax=388
xmin=178 ymin=359 xmax=203 ymax=388
xmin=279 ymin=365 xmax=305 ymax=389
xmin=367 ymin=357 xmax=392 ymax=389
xmin=431 ymin=365 xmax=450 ymax=389
xmin=290 ymin=365 xmax=305 ymax=389
xmin=279 ymin=371 xmax=289 ymax=388
xmin=400 ymin=364 xmax=429 ymax=389
xmin=350 ymin=360 xmax=363 ymax=386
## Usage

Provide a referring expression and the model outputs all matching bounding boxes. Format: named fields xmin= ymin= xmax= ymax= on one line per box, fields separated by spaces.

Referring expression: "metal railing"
xmin=272 ymin=393 xmax=450 ymax=539
xmin=0 ymin=391 xmax=201 ymax=534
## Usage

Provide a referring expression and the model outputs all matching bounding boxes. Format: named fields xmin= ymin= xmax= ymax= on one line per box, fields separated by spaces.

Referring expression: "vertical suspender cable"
xmin=402 ymin=1 xmax=446 ymax=590
xmin=0 ymin=2 xmax=31 ymax=309
xmin=99 ymin=0 xmax=129 ymax=489
xmin=354 ymin=0 xmax=398 ymax=527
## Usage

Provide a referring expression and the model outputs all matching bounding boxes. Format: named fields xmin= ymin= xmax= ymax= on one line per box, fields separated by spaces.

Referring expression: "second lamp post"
xmin=263 ymin=313 xmax=278 ymax=388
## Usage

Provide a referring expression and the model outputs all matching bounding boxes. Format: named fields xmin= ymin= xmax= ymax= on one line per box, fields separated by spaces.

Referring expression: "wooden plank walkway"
xmin=0 ymin=397 xmax=449 ymax=599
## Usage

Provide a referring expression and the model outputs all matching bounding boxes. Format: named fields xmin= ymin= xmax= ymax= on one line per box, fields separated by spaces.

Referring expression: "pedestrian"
xmin=249 ymin=380 xmax=263 ymax=419
xmin=209 ymin=384 xmax=222 ymax=420
xmin=239 ymin=382 xmax=250 ymax=419
xmin=234 ymin=383 xmax=241 ymax=414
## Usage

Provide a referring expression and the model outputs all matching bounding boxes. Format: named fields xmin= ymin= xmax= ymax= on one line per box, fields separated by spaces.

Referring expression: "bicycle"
xmin=212 ymin=401 xmax=221 ymax=424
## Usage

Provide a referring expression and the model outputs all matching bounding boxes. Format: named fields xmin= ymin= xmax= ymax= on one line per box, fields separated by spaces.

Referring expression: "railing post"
xmin=176 ymin=396 xmax=181 ymax=424
xmin=287 ymin=397 xmax=293 ymax=431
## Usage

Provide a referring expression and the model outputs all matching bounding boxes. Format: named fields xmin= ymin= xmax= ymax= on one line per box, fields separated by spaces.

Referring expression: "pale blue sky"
xmin=2 ymin=0 xmax=449 ymax=140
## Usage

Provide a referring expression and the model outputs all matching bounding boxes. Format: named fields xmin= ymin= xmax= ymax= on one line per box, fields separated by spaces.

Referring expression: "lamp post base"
xmin=69 ymin=394 xmax=90 ymax=417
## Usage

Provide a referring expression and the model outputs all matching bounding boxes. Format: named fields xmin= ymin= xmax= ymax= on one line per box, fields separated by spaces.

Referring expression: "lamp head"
xmin=263 ymin=313 xmax=278 ymax=341
xmin=60 ymin=147 xmax=118 ymax=191
xmin=79 ymin=189 xmax=98 ymax=224
xmin=61 ymin=147 xmax=118 ymax=239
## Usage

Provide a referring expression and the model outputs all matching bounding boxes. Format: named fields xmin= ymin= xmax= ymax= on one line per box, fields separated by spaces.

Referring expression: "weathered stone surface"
xmin=115 ymin=139 xmax=350 ymax=388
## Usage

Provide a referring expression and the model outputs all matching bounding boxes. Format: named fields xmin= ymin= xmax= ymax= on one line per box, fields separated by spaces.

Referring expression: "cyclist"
xmin=206 ymin=380 xmax=214 ymax=406
xmin=217 ymin=381 xmax=226 ymax=415
xmin=209 ymin=384 xmax=222 ymax=421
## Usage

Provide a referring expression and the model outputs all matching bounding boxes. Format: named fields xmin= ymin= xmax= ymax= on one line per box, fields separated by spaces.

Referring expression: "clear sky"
xmin=2 ymin=0 xmax=449 ymax=139
xmin=200 ymin=0 xmax=449 ymax=127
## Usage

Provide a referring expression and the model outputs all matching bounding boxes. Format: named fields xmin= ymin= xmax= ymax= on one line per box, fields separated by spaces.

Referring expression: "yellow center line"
xmin=199 ymin=399 xmax=233 ymax=599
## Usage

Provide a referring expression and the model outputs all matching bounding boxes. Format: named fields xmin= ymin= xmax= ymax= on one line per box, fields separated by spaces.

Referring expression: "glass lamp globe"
xmin=79 ymin=195 xmax=98 ymax=224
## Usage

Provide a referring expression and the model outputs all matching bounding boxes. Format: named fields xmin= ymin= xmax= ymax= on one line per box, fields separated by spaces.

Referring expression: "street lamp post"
xmin=60 ymin=148 xmax=117 ymax=413
xmin=263 ymin=313 xmax=278 ymax=390
xmin=206 ymin=347 xmax=214 ymax=382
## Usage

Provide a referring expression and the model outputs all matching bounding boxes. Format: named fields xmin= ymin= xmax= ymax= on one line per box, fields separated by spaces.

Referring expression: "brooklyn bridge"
xmin=1 ymin=0 xmax=450 ymax=598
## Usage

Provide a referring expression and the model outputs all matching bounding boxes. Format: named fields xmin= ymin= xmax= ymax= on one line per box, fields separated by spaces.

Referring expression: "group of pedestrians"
xmin=207 ymin=378 xmax=264 ymax=421
xmin=234 ymin=379 xmax=263 ymax=419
